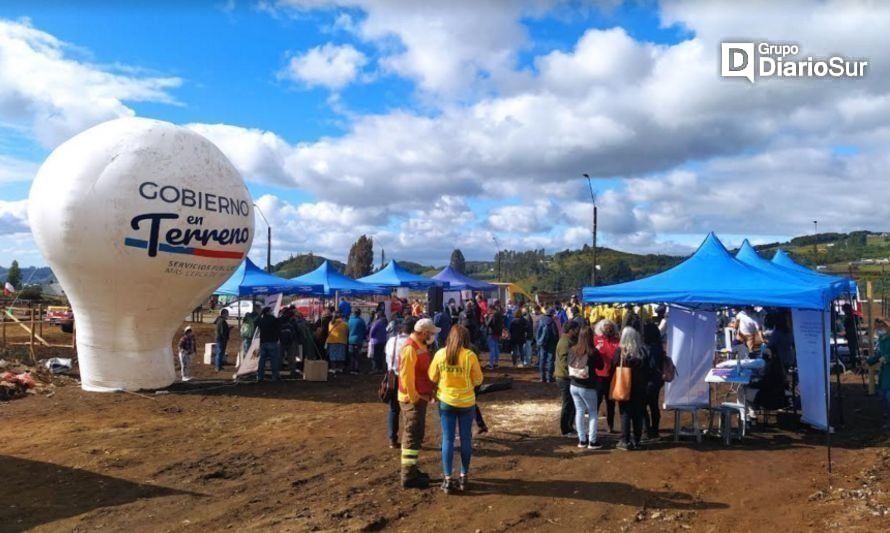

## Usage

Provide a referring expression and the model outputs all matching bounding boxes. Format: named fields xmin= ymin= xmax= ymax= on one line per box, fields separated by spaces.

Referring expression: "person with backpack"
xmin=593 ymin=319 xmax=620 ymax=433
xmin=536 ymin=309 xmax=559 ymax=382
xmin=642 ymin=322 xmax=667 ymax=440
xmin=428 ymin=325 xmax=484 ymax=494
xmin=347 ymin=308 xmax=368 ymax=375
xmin=240 ymin=308 xmax=258 ymax=358
xmin=213 ymin=309 xmax=231 ymax=371
xmin=568 ymin=326 xmax=603 ymax=449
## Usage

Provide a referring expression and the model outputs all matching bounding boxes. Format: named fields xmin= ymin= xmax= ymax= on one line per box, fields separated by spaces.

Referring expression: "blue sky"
xmin=1 ymin=0 xmax=888 ymax=269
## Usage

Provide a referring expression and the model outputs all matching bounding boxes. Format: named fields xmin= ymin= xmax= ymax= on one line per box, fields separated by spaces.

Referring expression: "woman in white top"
xmin=384 ymin=316 xmax=417 ymax=448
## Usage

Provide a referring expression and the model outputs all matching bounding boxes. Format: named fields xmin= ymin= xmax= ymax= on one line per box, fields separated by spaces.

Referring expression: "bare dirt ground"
xmin=1 ymin=321 xmax=888 ymax=532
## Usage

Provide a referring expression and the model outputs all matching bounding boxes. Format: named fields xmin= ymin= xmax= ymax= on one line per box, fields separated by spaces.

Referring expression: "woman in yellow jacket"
xmin=428 ymin=324 xmax=483 ymax=494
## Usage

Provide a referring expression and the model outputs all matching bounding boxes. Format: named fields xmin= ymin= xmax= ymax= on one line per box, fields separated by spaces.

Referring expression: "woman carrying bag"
xmin=568 ymin=326 xmax=604 ymax=449
xmin=612 ymin=326 xmax=649 ymax=451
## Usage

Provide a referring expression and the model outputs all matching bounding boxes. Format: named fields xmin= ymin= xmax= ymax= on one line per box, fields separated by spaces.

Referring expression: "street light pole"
xmin=254 ymin=203 xmax=272 ymax=272
xmin=583 ymin=174 xmax=597 ymax=287
xmin=813 ymin=220 xmax=818 ymax=257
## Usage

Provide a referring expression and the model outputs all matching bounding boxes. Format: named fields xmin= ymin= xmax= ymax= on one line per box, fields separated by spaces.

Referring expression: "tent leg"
xmin=821 ymin=310 xmax=832 ymax=480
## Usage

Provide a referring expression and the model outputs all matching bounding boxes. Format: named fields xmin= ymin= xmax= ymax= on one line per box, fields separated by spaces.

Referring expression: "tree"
xmin=345 ymin=235 xmax=374 ymax=278
xmin=6 ymin=260 xmax=21 ymax=289
xmin=450 ymin=249 xmax=466 ymax=273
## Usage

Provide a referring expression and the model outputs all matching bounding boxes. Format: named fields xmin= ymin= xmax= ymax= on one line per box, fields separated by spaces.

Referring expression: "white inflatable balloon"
xmin=29 ymin=117 xmax=254 ymax=391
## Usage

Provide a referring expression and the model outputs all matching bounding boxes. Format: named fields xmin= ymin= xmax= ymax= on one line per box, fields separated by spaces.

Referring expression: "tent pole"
xmin=821 ymin=305 xmax=832 ymax=479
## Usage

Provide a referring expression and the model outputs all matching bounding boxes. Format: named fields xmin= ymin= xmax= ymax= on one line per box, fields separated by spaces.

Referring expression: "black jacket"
xmin=214 ymin=316 xmax=230 ymax=341
xmin=256 ymin=313 xmax=281 ymax=343
xmin=509 ymin=316 xmax=530 ymax=347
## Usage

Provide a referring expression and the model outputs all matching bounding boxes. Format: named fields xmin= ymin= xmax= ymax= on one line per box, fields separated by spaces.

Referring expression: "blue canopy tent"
xmin=215 ymin=257 xmax=324 ymax=297
xmin=772 ymin=249 xmax=858 ymax=294
xmin=358 ymin=260 xmax=448 ymax=289
xmin=431 ymin=266 xmax=496 ymax=291
xmin=582 ymin=233 xmax=839 ymax=469
xmin=735 ymin=240 xmax=850 ymax=300
xmin=290 ymin=260 xmax=390 ymax=297
xmin=581 ymin=233 xmax=834 ymax=310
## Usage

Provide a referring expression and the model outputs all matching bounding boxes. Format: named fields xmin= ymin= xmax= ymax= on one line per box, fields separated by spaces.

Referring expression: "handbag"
xmin=378 ymin=370 xmax=397 ymax=403
xmin=610 ymin=352 xmax=632 ymax=401
xmin=568 ymin=352 xmax=589 ymax=380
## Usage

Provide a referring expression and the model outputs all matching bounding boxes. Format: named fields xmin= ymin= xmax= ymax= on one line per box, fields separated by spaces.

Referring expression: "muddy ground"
xmin=0 ymin=321 xmax=888 ymax=532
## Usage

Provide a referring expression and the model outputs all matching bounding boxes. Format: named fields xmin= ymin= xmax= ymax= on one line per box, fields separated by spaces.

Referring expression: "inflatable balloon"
xmin=28 ymin=117 xmax=254 ymax=391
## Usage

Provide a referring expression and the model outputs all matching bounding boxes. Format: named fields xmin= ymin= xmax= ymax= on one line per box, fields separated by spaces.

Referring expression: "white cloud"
xmin=0 ymin=199 xmax=29 ymax=235
xmin=0 ymin=18 xmax=181 ymax=147
xmin=280 ymin=43 xmax=367 ymax=90
xmin=0 ymin=154 xmax=38 ymax=184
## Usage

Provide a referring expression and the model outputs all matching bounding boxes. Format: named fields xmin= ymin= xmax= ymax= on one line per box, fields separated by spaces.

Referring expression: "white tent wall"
xmin=664 ymin=306 xmax=717 ymax=408
xmin=792 ymin=308 xmax=832 ymax=430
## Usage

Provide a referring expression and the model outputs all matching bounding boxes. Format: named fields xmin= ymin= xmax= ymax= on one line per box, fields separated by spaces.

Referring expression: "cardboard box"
xmin=204 ymin=343 xmax=216 ymax=365
xmin=303 ymin=359 xmax=329 ymax=381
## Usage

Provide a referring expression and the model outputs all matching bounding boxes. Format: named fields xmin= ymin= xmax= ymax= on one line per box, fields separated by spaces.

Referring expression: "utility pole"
xmin=583 ymin=174 xmax=598 ymax=286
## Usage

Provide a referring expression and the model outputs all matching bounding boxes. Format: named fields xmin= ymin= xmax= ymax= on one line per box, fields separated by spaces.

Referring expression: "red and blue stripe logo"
xmin=124 ymin=238 xmax=244 ymax=259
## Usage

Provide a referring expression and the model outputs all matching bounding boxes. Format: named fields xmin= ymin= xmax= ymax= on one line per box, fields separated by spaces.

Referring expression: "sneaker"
xmin=577 ymin=440 xmax=589 ymax=448
xmin=564 ymin=431 xmax=578 ymax=438
xmin=587 ymin=441 xmax=603 ymax=450
xmin=633 ymin=441 xmax=643 ymax=450
xmin=441 ymin=477 xmax=454 ymax=494
xmin=389 ymin=439 xmax=399 ymax=449
xmin=616 ymin=441 xmax=631 ymax=451
xmin=458 ymin=474 xmax=468 ymax=492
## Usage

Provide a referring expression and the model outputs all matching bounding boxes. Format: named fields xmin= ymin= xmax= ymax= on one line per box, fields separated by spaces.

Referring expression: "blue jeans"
xmin=522 ymin=341 xmax=533 ymax=366
xmin=439 ymin=403 xmax=474 ymax=477
xmin=257 ymin=342 xmax=280 ymax=381
xmin=215 ymin=337 xmax=228 ymax=370
xmin=570 ymin=384 xmax=599 ymax=444
xmin=539 ymin=349 xmax=554 ymax=382
xmin=487 ymin=336 xmax=500 ymax=367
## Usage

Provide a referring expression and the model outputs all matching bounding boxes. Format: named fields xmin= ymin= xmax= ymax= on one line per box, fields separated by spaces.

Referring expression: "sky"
xmin=1 ymin=0 xmax=889 ymax=269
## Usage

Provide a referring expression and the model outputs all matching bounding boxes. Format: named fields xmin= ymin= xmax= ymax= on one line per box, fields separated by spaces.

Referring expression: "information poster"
xmin=791 ymin=308 xmax=831 ymax=430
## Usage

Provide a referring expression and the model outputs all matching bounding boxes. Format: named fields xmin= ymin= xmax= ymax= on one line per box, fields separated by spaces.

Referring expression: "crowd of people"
xmin=176 ymin=292 xmax=890 ymax=493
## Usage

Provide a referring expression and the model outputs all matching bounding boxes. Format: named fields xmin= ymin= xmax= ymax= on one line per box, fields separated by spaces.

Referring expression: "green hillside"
xmin=265 ymin=231 xmax=890 ymax=296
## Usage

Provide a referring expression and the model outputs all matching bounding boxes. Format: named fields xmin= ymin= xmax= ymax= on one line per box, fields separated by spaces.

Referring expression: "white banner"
xmin=664 ymin=306 xmax=717 ymax=408
xmin=234 ymin=293 xmax=282 ymax=379
xmin=791 ymin=308 xmax=831 ymax=430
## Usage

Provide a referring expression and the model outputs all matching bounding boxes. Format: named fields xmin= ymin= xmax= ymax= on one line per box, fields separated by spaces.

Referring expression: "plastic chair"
xmin=719 ymin=401 xmax=747 ymax=440
xmin=669 ymin=405 xmax=704 ymax=443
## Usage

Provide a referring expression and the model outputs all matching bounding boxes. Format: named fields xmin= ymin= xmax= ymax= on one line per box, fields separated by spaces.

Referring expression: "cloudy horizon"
xmin=2 ymin=1 xmax=889 ymax=269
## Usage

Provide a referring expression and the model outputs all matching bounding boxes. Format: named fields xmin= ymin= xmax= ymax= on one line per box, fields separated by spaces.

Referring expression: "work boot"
xmin=401 ymin=467 xmax=429 ymax=489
